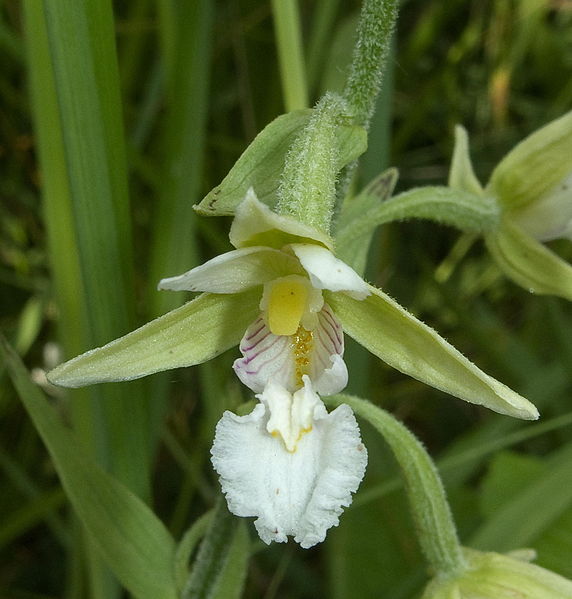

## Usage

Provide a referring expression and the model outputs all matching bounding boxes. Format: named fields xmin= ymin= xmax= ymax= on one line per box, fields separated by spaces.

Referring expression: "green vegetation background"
xmin=1 ymin=0 xmax=572 ymax=597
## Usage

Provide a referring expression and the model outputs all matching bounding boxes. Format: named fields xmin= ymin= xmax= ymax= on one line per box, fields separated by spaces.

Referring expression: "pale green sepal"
xmin=326 ymin=285 xmax=539 ymax=420
xmin=448 ymin=125 xmax=484 ymax=195
xmin=159 ymin=246 xmax=303 ymax=293
xmin=336 ymin=185 xmax=499 ymax=273
xmin=509 ymin=171 xmax=572 ymax=242
xmin=194 ymin=110 xmax=367 ymax=217
xmin=485 ymin=220 xmax=572 ymax=301
xmin=229 ymin=188 xmax=334 ymax=250
xmin=47 ymin=290 xmax=261 ymax=388
xmin=487 ymin=109 xmax=572 ymax=210
xmin=0 ymin=335 xmax=178 ymax=599
xmin=422 ymin=548 xmax=572 ymax=599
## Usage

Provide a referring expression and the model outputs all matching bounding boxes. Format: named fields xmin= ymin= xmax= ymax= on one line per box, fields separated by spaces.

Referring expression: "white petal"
xmin=233 ymin=303 xmax=347 ymax=395
xmin=233 ymin=316 xmax=296 ymax=393
xmin=261 ymin=377 xmax=320 ymax=452
xmin=211 ymin=400 xmax=367 ymax=549
xmin=290 ymin=244 xmax=370 ymax=300
xmin=158 ymin=246 xmax=301 ymax=293
xmin=229 ymin=188 xmax=334 ymax=250
xmin=311 ymin=304 xmax=348 ymax=395
xmin=511 ymin=171 xmax=572 ymax=242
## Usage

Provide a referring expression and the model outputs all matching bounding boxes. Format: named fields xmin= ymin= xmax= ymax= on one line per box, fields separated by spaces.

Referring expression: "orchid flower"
xmin=48 ymin=188 xmax=538 ymax=548
xmin=422 ymin=548 xmax=572 ymax=599
xmin=158 ymin=189 xmax=370 ymax=547
xmin=449 ymin=110 xmax=572 ymax=301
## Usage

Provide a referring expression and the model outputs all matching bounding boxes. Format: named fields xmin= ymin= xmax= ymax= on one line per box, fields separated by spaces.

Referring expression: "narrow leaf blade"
xmin=0 ymin=334 xmax=178 ymax=599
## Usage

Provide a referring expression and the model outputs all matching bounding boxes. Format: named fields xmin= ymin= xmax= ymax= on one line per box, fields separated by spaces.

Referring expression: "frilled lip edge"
xmin=210 ymin=400 xmax=367 ymax=549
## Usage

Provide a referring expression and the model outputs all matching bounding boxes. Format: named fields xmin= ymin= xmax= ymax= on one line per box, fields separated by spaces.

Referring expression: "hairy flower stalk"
xmin=328 ymin=396 xmax=466 ymax=575
xmin=338 ymin=0 xmax=398 ymax=200
xmin=277 ymin=92 xmax=349 ymax=234
xmin=343 ymin=0 xmax=398 ymax=130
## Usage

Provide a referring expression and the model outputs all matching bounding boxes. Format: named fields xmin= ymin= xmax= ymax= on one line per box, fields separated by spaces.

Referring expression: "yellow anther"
xmin=268 ymin=279 xmax=309 ymax=336
xmin=293 ymin=326 xmax=313 ymax=387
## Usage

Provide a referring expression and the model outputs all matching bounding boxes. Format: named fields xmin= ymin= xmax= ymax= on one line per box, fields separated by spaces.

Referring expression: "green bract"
xmin=49 ymin=191 xmax=538 ymax=421
xmin=449 ymin=114 xmax=572 ymax=301
xmin=421 ymin=548 xmax=572 ymax=599
xmin=194 ymin=109 xmax=367 ymax=217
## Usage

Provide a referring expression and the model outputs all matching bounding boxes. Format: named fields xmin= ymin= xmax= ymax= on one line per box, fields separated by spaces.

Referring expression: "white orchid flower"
xmin=158 ymin=189 xmax=370 ymax=547
xmin=449 ymin=111 xmax=572 ymax=300
xmin=48 ymin=187 xmax=538 ymax=547
xmin=159 ymin=189 xmax=370 ymax=404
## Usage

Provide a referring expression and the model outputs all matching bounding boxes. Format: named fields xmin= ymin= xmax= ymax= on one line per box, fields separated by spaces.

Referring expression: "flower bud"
xmin=422 ymin=548 xmax=572 ymax=599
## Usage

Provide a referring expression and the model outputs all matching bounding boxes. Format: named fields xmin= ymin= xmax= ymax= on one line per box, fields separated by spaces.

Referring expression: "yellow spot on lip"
xmin=269 ymin=424 xmax=313 ymax=452
xmin=268 ymin=279 xmax=309 ymax=335
xmin=293 ymin=326 xmax=313 ymax=387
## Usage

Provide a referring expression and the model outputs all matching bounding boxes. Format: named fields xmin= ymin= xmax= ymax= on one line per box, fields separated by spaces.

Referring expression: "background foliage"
xmin=1 ymin=0 xmax=572 ymax=597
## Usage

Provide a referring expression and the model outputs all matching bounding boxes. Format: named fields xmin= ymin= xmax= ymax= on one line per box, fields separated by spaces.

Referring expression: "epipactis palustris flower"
xmin=159 ymin=189 xmax=370 ymax=546
xmin=449 ymin=110 xmax=572 ymax=301
xmin=422 ymin=548 xmax=572 ymax=599
xmin=48 ymin=189 xmax=538 ymax=547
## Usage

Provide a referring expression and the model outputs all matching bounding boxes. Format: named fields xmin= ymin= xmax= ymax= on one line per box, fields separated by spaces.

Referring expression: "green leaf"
xmin=25 ymin=0 xmax=152 ymax=505
xmin=48 ymin=289 xmax=261 ymax=388
xmin=0 ymin=487 xmax=67 ymax=551
xmin=470 ymin=442 xmax=572 ymax=552
xmin=535 ymin=504 xmax=572 ymax=579
xmin=479 ymin=451 xmax=544 ymax=519
xmin=327 ymin=286 xmax=538 ymax=420
xmin=209 ymin=523 xmax=250 ymax=599
xmin=182 ymin=500 xmax=249 ymax=599
xmin=0 ymin=334 xmax=178 ymax=599
xmin=487 ymin=109 xmax=572 ymax=210
xmin=336 ymin=184 xmax=499 ymax=273
xmin=175 ymin=512 xmax=213 ymax=593
xmin=337 ymin=168 xmax=398 ymax=229
xmin=148 ymin=0 xmax=212 ymax=317
xmin=41 ymin=0 xmax=136 ymax=342
xmin=448 ymin=125 xmax=484 ymax=195
xmin=194 ymin=110 xmax=367 ymax=216
xmin=485 ymin=220 xmax=572 ymax=301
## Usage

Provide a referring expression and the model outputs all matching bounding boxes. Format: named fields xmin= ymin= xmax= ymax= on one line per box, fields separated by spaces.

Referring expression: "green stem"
xmin=336 ymin=186 xmax=499 ymax=256
xmin=343 ymin=0 xmax=398 ymax=129
xmin=271 ymin=0 xmax=308 ymax=111
xmin=182 ymin=498 xmax=232 ymax=598
xmin=326 ymin=395 xmax=467 ymax=577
